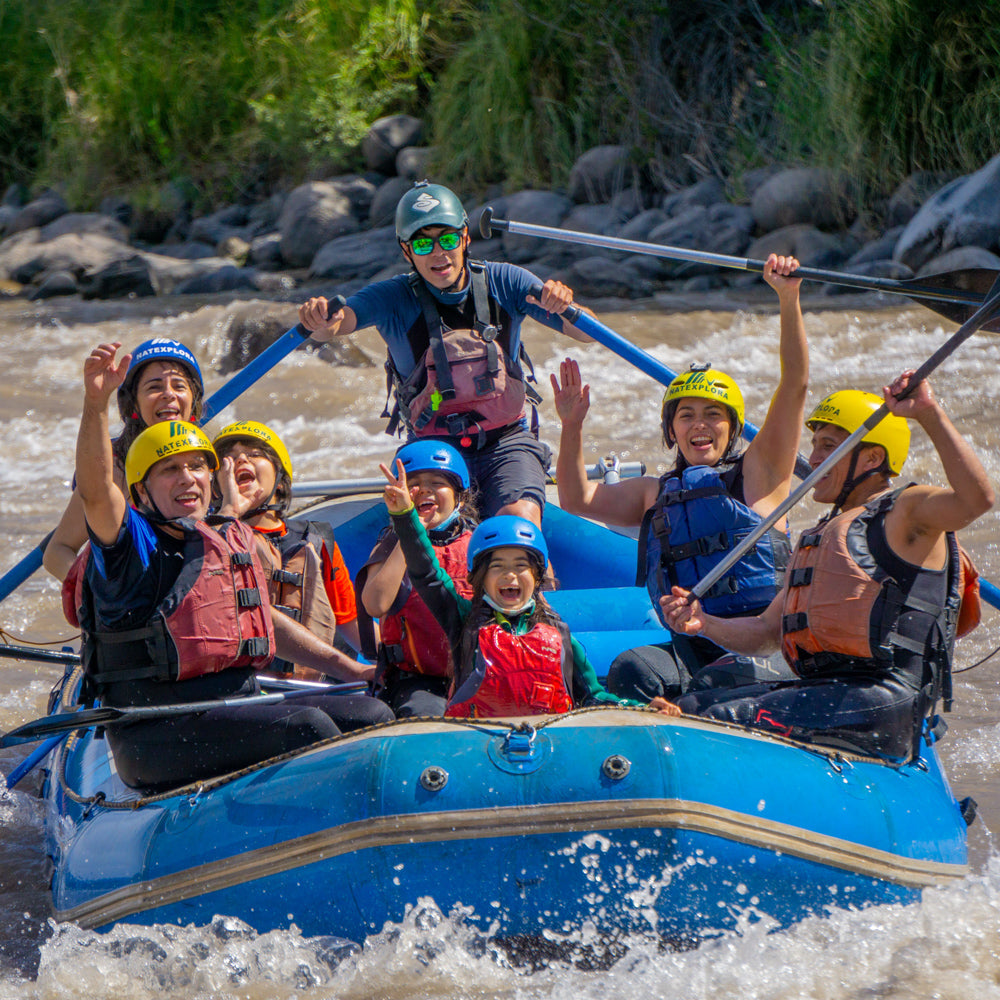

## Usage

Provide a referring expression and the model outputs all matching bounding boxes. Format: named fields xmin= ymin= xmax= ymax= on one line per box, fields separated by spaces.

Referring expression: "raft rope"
xmin=53 ymin=703 xmax=891 ymax=812
xmin=0 ymin=626 xmax=80 ymax=649
xmin=953 ymin=643 xmax=1000 ymax=674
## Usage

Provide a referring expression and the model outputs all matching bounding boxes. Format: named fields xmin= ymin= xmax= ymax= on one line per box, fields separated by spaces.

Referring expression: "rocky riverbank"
xmin=2 ymin=113 xmax=999 ymax=318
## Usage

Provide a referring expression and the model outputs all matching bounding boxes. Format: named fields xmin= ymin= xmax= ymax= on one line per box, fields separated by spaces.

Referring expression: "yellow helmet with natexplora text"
xmin=660 ymin=364 xmax=745 ymax=449
xmin=212 ymin=421 xmax=294 ymax=482
xmin=806 ymin=390 xmax=910 ymax=475
xmin=125 ymin=420 xmax=218 ymax=500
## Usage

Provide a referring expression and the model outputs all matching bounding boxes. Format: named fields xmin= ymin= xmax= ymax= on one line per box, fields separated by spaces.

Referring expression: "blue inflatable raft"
xmin=39 ymin=495 xmax=970 ymax=942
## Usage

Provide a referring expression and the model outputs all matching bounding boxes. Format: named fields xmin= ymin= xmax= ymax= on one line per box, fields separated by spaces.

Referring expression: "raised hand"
xmin=214 ymin=456 xmax=256 ymax=519
xmin=884 ymin=369 xmax=935 ymax=419
xmin=762 ymin=253 xmax=802 ymax=298
xmin=83 ymin=342 xmax=131 ymax=406
xmin=549 ymin=357 xmax=591 ymax=426
xmin=379 ymin=458 xmax=413 ymax=514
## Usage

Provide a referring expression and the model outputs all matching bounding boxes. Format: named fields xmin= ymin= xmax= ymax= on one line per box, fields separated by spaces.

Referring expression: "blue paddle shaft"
xmin=200 ymin=295 xmax=346 ymax=423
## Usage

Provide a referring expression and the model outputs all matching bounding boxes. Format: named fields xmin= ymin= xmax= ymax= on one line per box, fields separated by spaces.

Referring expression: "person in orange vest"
xmin=67 ymin=342 xmax=392 ymax=789
xmin=212 ymin=420 xmax=363 ymax=680
xmin=663 ymin=372 xmax=993 ymax=759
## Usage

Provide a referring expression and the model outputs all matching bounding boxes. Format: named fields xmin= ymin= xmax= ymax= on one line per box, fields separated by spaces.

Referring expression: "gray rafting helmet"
xmin=395 ymin=181 xmax=468 ymax=242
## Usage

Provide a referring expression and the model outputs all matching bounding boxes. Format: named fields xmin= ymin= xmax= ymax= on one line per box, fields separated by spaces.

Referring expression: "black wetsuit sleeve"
xmin=390 ymin=506 xmax=471 ymax=652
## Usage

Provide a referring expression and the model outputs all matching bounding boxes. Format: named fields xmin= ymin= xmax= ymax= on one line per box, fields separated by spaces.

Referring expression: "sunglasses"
xmin=409 ymin=231 xmax=463 ymax=255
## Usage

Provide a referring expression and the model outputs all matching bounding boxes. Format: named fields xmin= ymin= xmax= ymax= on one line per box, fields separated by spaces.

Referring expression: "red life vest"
xmin=386 ymin=263 xmax=540 ymax=444
xmin=445 ymin=619 xmax=574 ymax=718
xmin=780 ymin=489 xmax=978 ymax=695
xmin=72 ymin=518 xmax=275 ymax=685
xmin=355 ymin=526 xmax=473 ymax=679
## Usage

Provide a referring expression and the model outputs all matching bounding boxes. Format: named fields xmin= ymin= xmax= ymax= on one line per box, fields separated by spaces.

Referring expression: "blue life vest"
xmin=637 ymin=460 xmax=791 ymax=626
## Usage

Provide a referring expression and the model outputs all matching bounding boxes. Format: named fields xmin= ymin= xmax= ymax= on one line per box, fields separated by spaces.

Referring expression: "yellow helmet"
xmin=125 ymin=420 xmax=218 ymax=494
xmin=661 ymin=365 xmax=745 ymax=447
xmin=212 ymin=421 xmax=293 ymax=481
xmin=806 ymin=390 xmax=910 ymax=475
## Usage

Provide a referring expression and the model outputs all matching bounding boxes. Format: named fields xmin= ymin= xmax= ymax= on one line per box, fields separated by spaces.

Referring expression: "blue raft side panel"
xmin=51 ymin=715 xmax=967 ymax=942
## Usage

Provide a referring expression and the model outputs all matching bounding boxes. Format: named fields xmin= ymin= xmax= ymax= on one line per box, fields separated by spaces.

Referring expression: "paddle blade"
xmin=903 ymin=268 xmax=1000 ymax=333
xmin=2 ymin=707 xmax=122 ymax=746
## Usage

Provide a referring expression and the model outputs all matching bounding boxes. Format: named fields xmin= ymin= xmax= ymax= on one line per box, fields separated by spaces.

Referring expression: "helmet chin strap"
xmin=829 ymin=447 xmax=881 ymax=516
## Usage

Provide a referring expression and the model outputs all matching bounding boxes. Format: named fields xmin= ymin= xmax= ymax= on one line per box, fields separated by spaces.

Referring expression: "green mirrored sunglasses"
xmin=409 ymin=231 xmax=463 ymax=255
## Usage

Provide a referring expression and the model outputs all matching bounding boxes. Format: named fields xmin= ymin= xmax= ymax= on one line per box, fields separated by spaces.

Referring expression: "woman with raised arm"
xmin=553 ymin=255 xmax=807 ymax=702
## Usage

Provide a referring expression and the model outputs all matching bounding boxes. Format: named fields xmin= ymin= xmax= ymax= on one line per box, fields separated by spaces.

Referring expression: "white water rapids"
xmin=0 ymin=287 xmax=999 ymax=997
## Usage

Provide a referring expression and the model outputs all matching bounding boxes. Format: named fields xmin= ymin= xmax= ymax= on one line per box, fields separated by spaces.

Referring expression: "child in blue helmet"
xmin=356 ymin=441 xmax=479 ymax=717
xmin=380 ymin=460 xmax=681 ymax=719
xmin=44 ymin=339 xmax=205 ymax=582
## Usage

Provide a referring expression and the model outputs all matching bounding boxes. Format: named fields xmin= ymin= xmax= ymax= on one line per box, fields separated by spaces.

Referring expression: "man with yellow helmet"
xmin=664 ymin=370 xmax=993 ymax=759
xmin=212 ymin=420 xmax=364 ymax=673
xmin=553 ymin=253 xmax=807 ymax=701
xmin=66 ymin=343 xmax=391 ymax=790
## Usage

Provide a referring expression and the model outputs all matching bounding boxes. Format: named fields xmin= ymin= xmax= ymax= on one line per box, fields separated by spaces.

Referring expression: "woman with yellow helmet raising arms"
xmin=553 ymin=253 xmax=807 ymax=702
xmin=212 ymin=421 xmax=368 ymax=681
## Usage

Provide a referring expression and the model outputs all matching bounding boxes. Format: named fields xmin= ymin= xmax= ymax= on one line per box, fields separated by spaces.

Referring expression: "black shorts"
xmin=426 ymin=426 xmax=552 ymax=518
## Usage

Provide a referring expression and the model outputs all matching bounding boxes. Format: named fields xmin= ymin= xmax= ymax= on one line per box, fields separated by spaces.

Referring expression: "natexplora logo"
xmin=412 ymin=192 xmax=441 ymax=214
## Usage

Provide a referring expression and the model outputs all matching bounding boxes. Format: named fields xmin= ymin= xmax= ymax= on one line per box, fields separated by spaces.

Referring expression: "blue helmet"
xmin=394 ymin=440 xmax=470 ymax=490
xmin=117 ymin=338 xmax=204 ymax=421
xmin=467 ymin=515 xmax=548 ymax=572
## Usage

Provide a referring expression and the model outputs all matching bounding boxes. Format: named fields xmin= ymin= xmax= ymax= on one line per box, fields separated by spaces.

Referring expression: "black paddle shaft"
xmin=479 ymin=208 xmax=1000 ymax=330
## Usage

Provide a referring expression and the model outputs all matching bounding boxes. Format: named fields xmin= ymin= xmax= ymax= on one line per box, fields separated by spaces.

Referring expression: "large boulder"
xmin=362 ymin=115 xmax=424 ymax=175
xmin=39 ymin=213 xmax=129 ymax=243
xmin=885 ymin=172 xmax=956 ymax=229
xmin=568 ymin=145 xmax=631 ymax=204
xmin=0 ymin=231 xmax=132 ymax=283
xmin=396 ymin=146 xmax=433 ymax=181
xmin=499 ymin=190 xmax=573 ymax=264
xmin=79 ymin=255 xmax=158 ymax=299
xmin=310 ymin=226 xmax=400 ymax=282
xmin=278 ymin=182 xmax=360 ymax=269
xmin=6 ymin=192 xmax=69 ymax=236
xmin=368 ymin=176 xmax=413 ymax=230
xmin=751 ymin=168 xmax=856 ymax=232
xmin=217 ymin=302 xmax=375 ymax=375
xmin=29 ymin=270 xmax=79 ymax=300
xmin=894 ymin=154 xmax=1000 ymax=271
xmin=564 ymin=255 xmax=655 ymax=298
xmin=747 ymin=224 xmax=859 ymax=270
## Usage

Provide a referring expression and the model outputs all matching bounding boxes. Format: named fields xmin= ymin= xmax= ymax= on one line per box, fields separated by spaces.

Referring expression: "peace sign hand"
xmin=379 ymin=459 xmax=413 ymax=514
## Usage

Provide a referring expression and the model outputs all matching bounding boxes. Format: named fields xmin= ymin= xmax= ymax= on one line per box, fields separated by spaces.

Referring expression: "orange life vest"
xmin=780 ymin=489 xmax=979 ymax=707
xmin=254 ymin=520 xmax=339 ymax=680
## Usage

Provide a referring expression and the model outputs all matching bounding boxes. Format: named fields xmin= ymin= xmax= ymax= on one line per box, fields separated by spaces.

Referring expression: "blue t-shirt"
xmin=347 ymin=260 xmax=565 ymax=377
xmin=86 ymin=507 xmax=186 ymax=631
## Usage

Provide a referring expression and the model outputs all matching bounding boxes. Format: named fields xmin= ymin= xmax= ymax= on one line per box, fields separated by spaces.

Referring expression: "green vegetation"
xmin=0 ymin=1 xmax=997 ymax=209
xmin=769 ymin=4 xmax=1000 ymax=193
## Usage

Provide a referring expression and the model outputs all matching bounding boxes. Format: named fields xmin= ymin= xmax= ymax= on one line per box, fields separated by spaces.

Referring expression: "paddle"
xmin=0 ymin=644 xmax=81 ymax=667
xmin=2 ymin=680 xmax=368 ymax=746
xmin=479 ymin=208 xmax=1000 ymax=333
xmin=687 ymin=276 xmax=1000 ymax=609
xmin=548 ymin=291 xmax=813 ymax=479
xmin=0 ymin=296 xmax=345 ymax=606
